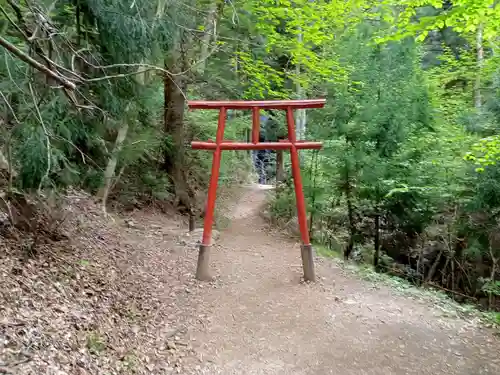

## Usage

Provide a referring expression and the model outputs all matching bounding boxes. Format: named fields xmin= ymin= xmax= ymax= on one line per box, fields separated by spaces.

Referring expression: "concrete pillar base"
xmin=196 ymin=244 xmax=212 ymax=281
xmin=300 ymin=244 xmax=316 ymax=282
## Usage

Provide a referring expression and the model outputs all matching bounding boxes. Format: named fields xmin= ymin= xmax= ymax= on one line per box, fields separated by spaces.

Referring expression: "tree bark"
xmin=0 ymin=147 xmax=16 ymax=190
xmin=425 ymin=249 xmax=444 ymax=283
xmin=295 ymin=31 xmax=306 ymax=141
xmin=198 ymin=0 xmax=220 ymax=75
xmin=488 ymin=245 xmax=498 ymax=310
xmin=276 ymin=150 xmax=284 ymax=183
xmin=164 ymin=31 xmax=195 ymax=218
xmin=98 ymin=119 xmax=129 ymax=212
xmin=373 ymin=213 xmax=381 ymax=270
xmin=343 ymin=156 xmax=356 ymax=260
xmin=474 ymin=24 xmax=484 ymax=110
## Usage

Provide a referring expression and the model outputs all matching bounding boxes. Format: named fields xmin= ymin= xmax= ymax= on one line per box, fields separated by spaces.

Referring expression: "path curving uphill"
xmin=185 ymin=184 xmax=499 ymax=375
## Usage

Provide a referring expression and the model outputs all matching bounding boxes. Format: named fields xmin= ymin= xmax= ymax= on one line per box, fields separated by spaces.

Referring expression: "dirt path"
xmin=183 ymin=184 xmax=499 ymax=375
xmin=1 ymin=186 xmax=499 ymax=374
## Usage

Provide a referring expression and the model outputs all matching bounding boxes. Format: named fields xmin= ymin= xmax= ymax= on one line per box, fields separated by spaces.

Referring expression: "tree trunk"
xmin=373 ymin=213 xmax=381 ymax=270
xmin=345 ymin=197 xmax=355 ymax=260
xmin=98 ymin=119 xmax=129 ymax=212
xmin=474 ymin=23 xmax=484 ymax=110
xmin=488 ymin=245 xmax=498 ymax=310
xmin=425 ymin=249 xmax=444 ymax=283
xmin=164 ymin=31 xmax=195 ymax=219
xmin=294 ymin=29 xmax=306 ymax=141
xmin=97 ymin=24 xmax=159 ymax=211
xmin=276 ymin=150 xmax=284 ymax=183
xmin=343 ymin=157 xmax=356 ymax=260
xmin=198 ymin=0 xmax=219 ymax=75
xmin=0 ymin=149 xmax=15 ymax=180
xmin=451 ymin=255 xmax=456 ymax=300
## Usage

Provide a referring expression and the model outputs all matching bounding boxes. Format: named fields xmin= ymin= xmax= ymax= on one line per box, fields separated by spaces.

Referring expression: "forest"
xmin=1 ymin=0 xmax=500 ymax=314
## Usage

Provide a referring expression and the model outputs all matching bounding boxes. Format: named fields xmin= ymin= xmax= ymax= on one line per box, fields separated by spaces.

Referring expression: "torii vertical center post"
xmin=190 ymin=99 xmax=326 ymax=282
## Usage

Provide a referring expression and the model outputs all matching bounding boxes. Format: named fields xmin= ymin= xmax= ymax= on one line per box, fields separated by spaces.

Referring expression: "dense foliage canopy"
xmin=1 ymin=0 xmax=500 ymax=312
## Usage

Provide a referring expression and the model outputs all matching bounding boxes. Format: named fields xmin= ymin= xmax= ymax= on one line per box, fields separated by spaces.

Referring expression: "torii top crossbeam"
xmin=188 ymin=98 xmax=326 ymax=283
xmin=188 ymin=99 xmax=326 ymax=110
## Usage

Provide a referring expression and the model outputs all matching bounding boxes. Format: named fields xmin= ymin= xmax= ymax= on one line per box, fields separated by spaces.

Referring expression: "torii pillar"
xmin=189 ymin=99 xmax=326 ymax=282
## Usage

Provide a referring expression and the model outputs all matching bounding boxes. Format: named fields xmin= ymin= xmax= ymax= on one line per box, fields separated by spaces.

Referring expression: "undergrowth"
xmin=313 ymin=244 xmax=500 ymax=329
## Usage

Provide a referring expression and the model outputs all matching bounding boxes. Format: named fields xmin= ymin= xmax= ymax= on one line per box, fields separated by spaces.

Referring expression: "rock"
xmin=179 ymin=228 xmax=220 ymax=247
xmin=211 ymin=230 xmax=220 ymax=241
xmin=191 ymin=228 xmax=220 ymax=242
xmin=124 ymin=219 xmax=145 ymax=230
xmin=285 ymin=217 xmax=301 ymax=237
xmin=166 ymin=341 xmax=176 ymax=350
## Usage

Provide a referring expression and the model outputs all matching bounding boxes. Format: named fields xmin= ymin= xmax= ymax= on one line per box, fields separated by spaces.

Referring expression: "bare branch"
xmin=0 ymin=4 xmax=30 ymax=40
xmin=6 ymin=0 xmax=56 ymax=69
xmin=0 ymin=36 xmax=76 ymax=90
xmin=0 ymin=90 xmax=20 ymax=124
xmin=80 ymin=60 xmax=175 ymax=76
xmin=79 ymin=45 xmax=222 ymax=83
xmin=4 ymin=1 xmax=84 ymax=82
xmin=84 ymin=67 xmax=158 ymax=83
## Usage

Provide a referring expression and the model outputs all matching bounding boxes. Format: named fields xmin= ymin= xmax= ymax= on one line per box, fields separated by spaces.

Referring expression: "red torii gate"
xmin=189 ymin=99 xmax=326 ymax=282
